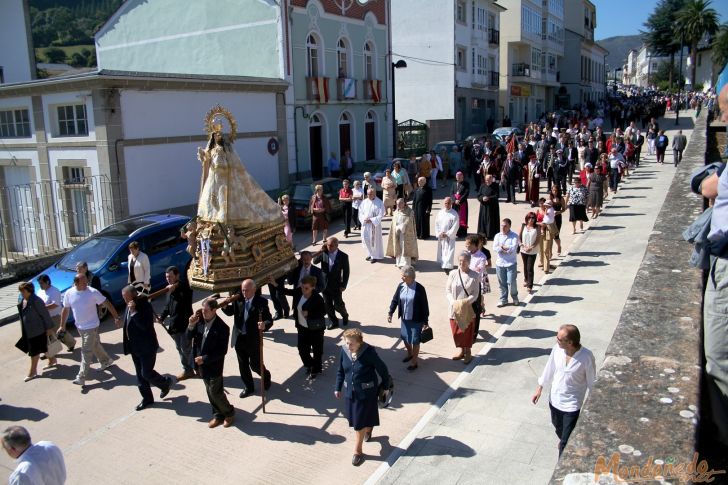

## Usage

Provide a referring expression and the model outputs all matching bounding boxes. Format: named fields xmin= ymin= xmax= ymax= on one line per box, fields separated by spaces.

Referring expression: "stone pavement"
xmin=373 ymin=113 xmax=695 ymax=485
xmin=0 ymin=114 xmax=693 ymax=485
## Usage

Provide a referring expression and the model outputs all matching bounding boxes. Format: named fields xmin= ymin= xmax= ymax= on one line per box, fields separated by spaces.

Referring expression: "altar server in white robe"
xmin=436 ymin=197 xmax=460 ymax=273
xmin=358 ymin=188 xmax=385 ymax=263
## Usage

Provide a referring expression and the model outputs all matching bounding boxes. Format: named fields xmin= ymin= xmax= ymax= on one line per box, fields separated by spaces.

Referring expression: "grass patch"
xmin=35 ymin=44 xmax=94 ymax=63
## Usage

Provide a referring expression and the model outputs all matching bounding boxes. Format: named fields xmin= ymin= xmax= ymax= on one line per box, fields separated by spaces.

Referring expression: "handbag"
xmin=47 ymin=335 xmax=62 ymax=358
xmin=420 ymin=325 xmax=433 ymax=343
xmin=306 ymin=317 xmax=326 ymax=331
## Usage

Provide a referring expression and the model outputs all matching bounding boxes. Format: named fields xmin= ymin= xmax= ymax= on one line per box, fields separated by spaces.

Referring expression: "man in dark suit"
xmin=634 ymin=130 xmax=644 ymax=167
xmin=187 ymin=297 xmax=234 ymax=428
xmin=221 ymin=279 xmax=272 ymax=398
xmin=121 ymin=285 xmax=172 ymax=411
xmin=286 ymin=251 xmax=325 ymax=293
xmin=156 ymin=266 xmax=194 ymax=381
xmin=317 ymin=237 xmax=350 ymax=328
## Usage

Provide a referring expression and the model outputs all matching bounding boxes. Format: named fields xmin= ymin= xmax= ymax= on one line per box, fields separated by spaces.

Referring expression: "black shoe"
xmin=264 ymin=379 xmax=272 ymax=391
xmin=342 ymin=317 xmax=348 ymax=326
xmin=136 ymin=400 xmax=153 ymax=411
xmin=407 ymin=364 xmax=418 ymax=371
xmin=239 ymin=388 xmax=254 ymax=398
xmin=352 ymin=454 xmax=363 ymax=466
xmin=283 ymin=311 xmax=290 ymax=319
xmin=273 ymin=312 xmax=281 ymax=321
xmin=160 ymin=377 xmax=172 ymax=399
xmin=365 ymin=256 xmax=372 ymax=261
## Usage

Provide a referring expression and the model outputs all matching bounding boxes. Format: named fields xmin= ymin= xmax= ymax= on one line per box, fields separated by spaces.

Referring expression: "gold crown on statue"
xmin=204 ymin=105 xmax=237 ymax=141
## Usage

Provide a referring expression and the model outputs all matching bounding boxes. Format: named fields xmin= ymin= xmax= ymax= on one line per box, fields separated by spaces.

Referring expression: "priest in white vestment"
xmin=436 ymin=197 xmax=460 ymax=272
xmin=358 ymin=188 xmax=384 ymax=262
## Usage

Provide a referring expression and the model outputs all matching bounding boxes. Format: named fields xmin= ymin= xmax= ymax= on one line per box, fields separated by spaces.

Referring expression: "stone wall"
xmin=550 ymin=117 xmax=707 ymax=483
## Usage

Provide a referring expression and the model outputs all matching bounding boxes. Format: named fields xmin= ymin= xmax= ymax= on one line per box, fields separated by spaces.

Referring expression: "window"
xmin=0 ymin=67 xmax=4 ymax=84
xmin=307 ymin=34 xmax=321 ymax=77
xmin=57 ymin=104 xmax=88 ymax=136
xmin=548 ymin=0 xmax=564 ymax=18
xmin=61 ymin=166 xmax=90 ymax=237
xmin=521 ymin=6 xmax=542 ymax=37
xmin=548 ymin=54 xmax=556 ymax=73
xmin=364 ymin=42 xmax=375 ymax=79
xmin=471 ymin=1 xmax=475 ymax=29
xmin=477 ymin=53 xmax=486 ymax=76
xmin=337 ymin=38 xmax=350 ymax=78
xmin=144 ymin=227 xmax=185 ymax=256
xmin=456 ymin=1 xmax=466 ymax=23
xmin=477 ymin=7 xmax=487 ymax=31
xmin=456 ymin=46 xmax=467 ymax=71
xmin=472 ymin=48 xmax=475 ymax=75
xmin=0 ymin=109 xmax=31 ymax=138
xmin=531 ymin=48 xmax=542 ymax=72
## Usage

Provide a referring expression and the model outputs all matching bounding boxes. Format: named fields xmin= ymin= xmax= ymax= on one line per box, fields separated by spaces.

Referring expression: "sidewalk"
xmin=372 ymin=113 xmax=694 ymax=485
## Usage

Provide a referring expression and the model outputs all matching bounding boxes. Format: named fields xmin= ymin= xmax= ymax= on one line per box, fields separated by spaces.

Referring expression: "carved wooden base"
xmin=187 ymin=220 xmax=296 ymax=293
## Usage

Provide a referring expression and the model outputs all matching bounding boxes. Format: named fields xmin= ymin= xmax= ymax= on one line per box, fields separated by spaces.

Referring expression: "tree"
xmin=713 ymin=24 xmax=728 ymax=74
xmin=642 ymin=0 xmax=688 ymax=89
xmin=43 ymin=47 xmax=66 ymax=64
xmin=676 ymin=0 xmax=719 ymax=88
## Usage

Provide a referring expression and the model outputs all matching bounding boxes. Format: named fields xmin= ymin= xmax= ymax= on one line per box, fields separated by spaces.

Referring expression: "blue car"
xmin=30 ymin=214 xmax=192 ymax=321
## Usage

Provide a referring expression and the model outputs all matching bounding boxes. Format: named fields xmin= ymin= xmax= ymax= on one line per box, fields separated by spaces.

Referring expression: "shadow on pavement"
xmin=587 ymin=225 xmax=625 ymax=231
xmin=519 ymin=309 xmax=558 ymax=318
xmin=543 ymin=278 xmax=598 ymax=286
xmin=0 ymin=403 xmax=49 ymax=422
xmin=569 ymin=251 xmax=621 ymax=257
xmin=479 ymin=346 xmax=552 ymax=365
xmin=599 ymin=212 xmax=646 ymax=217
xmin=528 ymin=295 xmax=584 ymax=304
xmin=404 ymin=435 xmax=476 ymax=458
xmin=558 ymin=259 xmax=609 ymax=268
xmin=502 ymin=328 xmax=556 ymax=339
xmin=617 ymin=195 xmax=646 ymax=199
xmin=617 ymin=186 xmax=649 ymax=191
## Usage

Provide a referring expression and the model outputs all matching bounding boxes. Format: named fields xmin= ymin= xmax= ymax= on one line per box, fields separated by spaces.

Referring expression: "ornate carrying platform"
xmin=186 ymin=105 xmax=296 ymax=292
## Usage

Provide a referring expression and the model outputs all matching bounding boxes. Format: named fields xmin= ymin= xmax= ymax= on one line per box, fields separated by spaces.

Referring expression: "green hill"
xmin=598 ymin=34 xmax=644 ymax=71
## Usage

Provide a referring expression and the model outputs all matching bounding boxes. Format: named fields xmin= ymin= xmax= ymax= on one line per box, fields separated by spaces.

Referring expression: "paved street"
xmin=0 ymin=114 xmax=693 ymax=484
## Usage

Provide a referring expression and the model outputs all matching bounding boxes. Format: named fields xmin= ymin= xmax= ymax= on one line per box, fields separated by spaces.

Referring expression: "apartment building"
xmin=562 ymin=0 xmax=607 ymax=106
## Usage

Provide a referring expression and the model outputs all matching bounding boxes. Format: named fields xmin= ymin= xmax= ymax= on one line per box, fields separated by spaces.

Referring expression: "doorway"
xmin=309 ymin=114 xmax=324 ymax=179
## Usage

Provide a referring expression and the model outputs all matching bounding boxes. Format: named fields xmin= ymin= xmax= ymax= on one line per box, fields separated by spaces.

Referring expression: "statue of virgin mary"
xmin=196 ymin=116 xmax=281 ymax=225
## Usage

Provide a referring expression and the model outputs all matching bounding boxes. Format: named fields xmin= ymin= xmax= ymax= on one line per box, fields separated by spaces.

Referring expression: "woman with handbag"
xmin=446 ymin=252 xmax=480 ymax=364
xmin=335 ymin=328 xmax=391 ymax=466
xmin=387 ymin=265 xmax=429 ymax=371
xmin=17 ymin=282 xmax=57 ymax=381
xmin=288 ymin=275 xmax=327 ymax=380
xmin=309 ymin=184 xmax=331 ymax=246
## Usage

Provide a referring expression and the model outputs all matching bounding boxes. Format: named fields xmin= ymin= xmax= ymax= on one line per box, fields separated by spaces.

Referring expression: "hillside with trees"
xmin=30 ymin=0 xmax=122 ymax=67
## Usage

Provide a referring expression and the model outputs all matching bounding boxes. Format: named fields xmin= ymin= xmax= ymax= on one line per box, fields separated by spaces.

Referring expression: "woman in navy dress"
xmin=335 ymin=328 xmax=391 ymax=467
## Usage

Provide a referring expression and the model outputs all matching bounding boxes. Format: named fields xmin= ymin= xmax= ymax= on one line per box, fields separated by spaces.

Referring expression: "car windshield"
xmin=292 ymin=184 xmax=313 ymax=201
xmin=57 ymin=236 xmax=125 ymax=272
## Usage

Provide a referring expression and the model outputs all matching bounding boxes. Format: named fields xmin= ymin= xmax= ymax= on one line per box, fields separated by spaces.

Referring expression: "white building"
xmin=561 ymin=0 xmax=606 ymax=106
xmin=634 ymin=45 xmax=669 ymax=88
xmin=499 ymin=0 xmax=565 ymax=125
xmin=0 ymin=0 xmax=35 ymax=85
xmin=392 ymin=0 xmax=504 ymax=143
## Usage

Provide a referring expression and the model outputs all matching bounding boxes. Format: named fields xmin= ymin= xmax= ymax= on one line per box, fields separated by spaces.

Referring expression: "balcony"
xmin=305 ymin=76 xmax=330 ymax=103
xmin=488 ymin=28 xmax=500 ymax=46
xmin=512 ymin=63 xmax=531 ymax=77
xmin=336 ymin=77 xmax=358 ymax=101
xmin=363 ymin=79 xmax=382 ymax=103
xmin=489 ymin=70 xmax=499 ymax=88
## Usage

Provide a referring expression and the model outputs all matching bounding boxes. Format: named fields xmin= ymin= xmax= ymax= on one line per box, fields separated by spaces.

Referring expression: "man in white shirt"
xmin=435 ymin=197 xmax=459 ymax=273
xmin=531 ymin=324 xmax=596 ymax=455
xmin=3 ymin=426 xmax=66 ymax=485
xmin=492 ymin=218 xmax=520 ymax=307
xmin=60 ymin=273 xmax=121 ymax=387
xmin=37 ymin=274 xmax=75 ymax=351
xmin=358 ymin=188 xmax=384 ymax=262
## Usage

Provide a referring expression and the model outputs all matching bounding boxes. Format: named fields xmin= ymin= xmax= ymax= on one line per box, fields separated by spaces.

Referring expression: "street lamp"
xmin=676 ymin=33 xmax=684 ymax=126
xmin=391 ymin=59 xmax=407 ymax=158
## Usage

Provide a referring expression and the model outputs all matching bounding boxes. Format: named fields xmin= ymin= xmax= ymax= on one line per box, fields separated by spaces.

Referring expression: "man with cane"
xmin=220 ymin=279 xmax=272 ymax=399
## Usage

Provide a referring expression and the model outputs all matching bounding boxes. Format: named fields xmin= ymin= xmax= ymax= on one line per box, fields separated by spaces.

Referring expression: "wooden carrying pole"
xmin=259 ymin=311 xmax=266 ymax=413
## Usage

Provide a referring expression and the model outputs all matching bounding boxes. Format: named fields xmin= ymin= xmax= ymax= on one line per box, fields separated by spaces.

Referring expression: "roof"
xmin=0 ymin=68 xmax=288 ymax=94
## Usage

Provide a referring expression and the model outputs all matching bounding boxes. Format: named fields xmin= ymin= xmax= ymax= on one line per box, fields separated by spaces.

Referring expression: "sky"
xmin=593 ymin=0 xmax=728 ymax=41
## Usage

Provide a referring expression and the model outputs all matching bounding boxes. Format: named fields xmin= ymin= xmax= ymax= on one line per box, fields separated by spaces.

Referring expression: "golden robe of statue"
xmin=197 ymin=132 xmax=281 ymax=225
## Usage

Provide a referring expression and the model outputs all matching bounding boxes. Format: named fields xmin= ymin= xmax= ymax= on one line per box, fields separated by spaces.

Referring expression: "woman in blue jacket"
xmin=387 ymin=265 xmax=429 ymax=371
xmin=335 ymin=328 xmax=391 ymax=466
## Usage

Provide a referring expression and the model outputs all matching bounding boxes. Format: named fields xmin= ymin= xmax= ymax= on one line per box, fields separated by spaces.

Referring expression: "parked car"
xmin=463 ymin=132 xmax=504 ymax=146
xmin=349 ymin=161 xmax=387 ymax=198
xmin=31 ymin=214 xmax=192 ymax=321
xmin=432 ymin=141 xmax=465 ymax=178
xmin=492 ymin=127 xmax=525 ymax=141
xmin=287 ymin=178 xmax=343 ymax=228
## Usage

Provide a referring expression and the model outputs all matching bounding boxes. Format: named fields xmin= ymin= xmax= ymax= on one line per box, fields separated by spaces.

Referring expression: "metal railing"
xmin=488 ymin=28 xmax=500 ymax=45
xmin=0 ymin=175 xmax=118 ymax=275
xmin=512 ymin=63 xmax=531 ymax=77
xmin=489 ymin=70 xmax=500 ymax=88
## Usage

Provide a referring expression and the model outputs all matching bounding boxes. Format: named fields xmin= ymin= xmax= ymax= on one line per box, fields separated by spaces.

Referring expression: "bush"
xmin=44 ymin=47 xmax=66 ymax=64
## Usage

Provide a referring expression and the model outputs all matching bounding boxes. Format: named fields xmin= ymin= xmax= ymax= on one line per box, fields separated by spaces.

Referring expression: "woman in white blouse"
xmin=519 ymin=212 xmax=540 ymax=293
xmin=127 ymin=241 xmax=151 ymax=295
xmin=446 ymin=251 xmax=480 ymax=364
